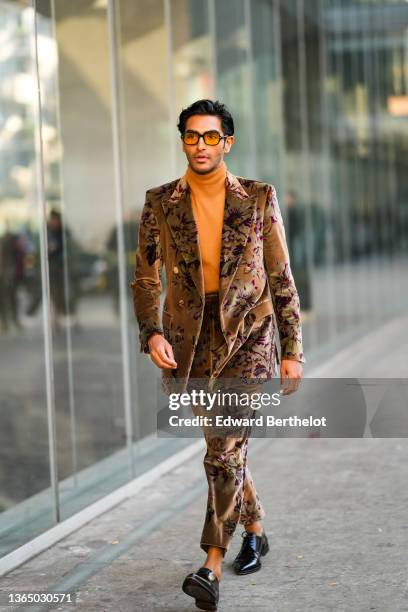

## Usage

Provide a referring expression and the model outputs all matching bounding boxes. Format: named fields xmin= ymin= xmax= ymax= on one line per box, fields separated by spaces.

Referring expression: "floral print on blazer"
xmin=129 ymin=170 xmax=305 ymax=394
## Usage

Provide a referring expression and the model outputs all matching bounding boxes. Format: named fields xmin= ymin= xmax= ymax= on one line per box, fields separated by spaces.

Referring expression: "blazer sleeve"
xmin=129 ymin=190 xmax=164 ymax=354
xmin=263 ymin=184 xmax=306 ymax=364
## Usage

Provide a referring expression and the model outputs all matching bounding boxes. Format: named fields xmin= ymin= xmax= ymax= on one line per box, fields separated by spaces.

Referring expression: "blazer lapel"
xmin=160 ymin=170 xmax=257 ymax=303
xmin=218 ymin=173 xmax=257 ymax=307
xmin=161 ymin=176 xmax=204 ymax=298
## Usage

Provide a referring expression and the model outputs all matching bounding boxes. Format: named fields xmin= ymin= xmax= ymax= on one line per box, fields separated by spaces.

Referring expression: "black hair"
xmin=49 ymin=208 xmax=61 ymax=220
xmin=177 ymin=99 xmax=234 ymax=136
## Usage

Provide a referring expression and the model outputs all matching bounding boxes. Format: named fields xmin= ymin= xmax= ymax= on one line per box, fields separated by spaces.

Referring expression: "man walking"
xmin=130 ymin=99 xmax=305 ymax=610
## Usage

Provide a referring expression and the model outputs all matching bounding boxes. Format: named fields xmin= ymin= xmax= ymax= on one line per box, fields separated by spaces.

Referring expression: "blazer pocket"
xmin=248 ymin=298 xmax=274 ymax=322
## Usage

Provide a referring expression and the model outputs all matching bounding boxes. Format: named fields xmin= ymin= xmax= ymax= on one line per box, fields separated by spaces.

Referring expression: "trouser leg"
xmin=200 ymin=431 xmax=265 ymax=556
xmin=240 ymin=464 xmax=266 ymax=527
xmin=189 ymin=294 xmax=266 ymax=555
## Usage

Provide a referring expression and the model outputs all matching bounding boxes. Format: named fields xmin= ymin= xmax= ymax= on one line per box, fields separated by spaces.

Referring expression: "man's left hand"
xmin=280 ymin=359 xmax=303 ymax=395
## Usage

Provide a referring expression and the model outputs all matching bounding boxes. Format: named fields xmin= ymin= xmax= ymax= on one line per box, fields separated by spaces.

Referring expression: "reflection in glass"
xmin=40 ymin=0 xmax=128 ymax=519
xmin=0 ymin=1 xmax=53 ymax=555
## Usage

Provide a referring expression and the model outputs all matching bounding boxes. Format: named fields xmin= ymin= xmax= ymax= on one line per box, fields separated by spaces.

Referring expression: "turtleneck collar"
xmin=185 ymin=160 xmax=227 ymax=193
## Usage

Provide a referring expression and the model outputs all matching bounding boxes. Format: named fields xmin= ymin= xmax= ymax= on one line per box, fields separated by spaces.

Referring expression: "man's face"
xmin=49 ymin=215 xmax=60 ymax=229
xmin=181 ymin=114 xmax=234 ymax=174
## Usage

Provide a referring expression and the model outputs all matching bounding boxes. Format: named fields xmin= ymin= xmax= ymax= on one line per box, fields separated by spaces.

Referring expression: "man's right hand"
xmin=147 ymin=333 xmax=177 ymax=370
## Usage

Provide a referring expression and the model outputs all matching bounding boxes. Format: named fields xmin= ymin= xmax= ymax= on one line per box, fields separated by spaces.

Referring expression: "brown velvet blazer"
xmin=130 ymin=169 xmax=305 ymax=394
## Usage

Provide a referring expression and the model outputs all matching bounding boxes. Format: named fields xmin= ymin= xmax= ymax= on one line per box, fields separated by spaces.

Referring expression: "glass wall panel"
xmin=44 ymin=0 xmax=129 ymax=518
xmin=280 ymin=0 xmax=317 ymax=352
xmin=251 ymin=0 xmax=285 ymax=188
xmin=170 ymin=0 xmax=213 ymax=175
xmin=114 ymin=0 xmax=172 ymax=441
xmin=0 ymin=0 xmax=53 ymax=555
xmin=306 ymin=0 xmax=336 ymax=350
xmin=214 ymin=0 xmax=254 ymax=175
xmin=280 ymin=0 xmax=408 ymax=367
xmin=317 ymin=0 xmax=408 ymax=363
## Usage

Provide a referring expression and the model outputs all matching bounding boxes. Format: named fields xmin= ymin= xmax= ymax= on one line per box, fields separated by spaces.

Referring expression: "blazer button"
xmin=173 ymin=266 xmax=179 ymax=274
xmin=178 ymin=299 xmax=184 ymax=306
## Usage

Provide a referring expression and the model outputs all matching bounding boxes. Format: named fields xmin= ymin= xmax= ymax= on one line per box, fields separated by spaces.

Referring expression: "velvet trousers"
xmin=187 ymin=291 xmax=265 ymax=556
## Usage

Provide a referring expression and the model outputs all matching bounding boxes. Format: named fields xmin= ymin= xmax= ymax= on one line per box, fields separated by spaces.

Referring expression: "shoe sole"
xmin=182 ymin=576 xmax=218 ymax=611
xmin=233 ymin=538 xmax=270 ymax=576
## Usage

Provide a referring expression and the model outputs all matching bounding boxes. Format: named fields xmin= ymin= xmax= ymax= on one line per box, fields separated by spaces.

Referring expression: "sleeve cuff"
xmin=280 ymin=355 xmax=306 ymax=364
xmin=139 ymin=324 xmax=164 ymax=354
xmin=280 ymin=339 xmax=306 ymax=364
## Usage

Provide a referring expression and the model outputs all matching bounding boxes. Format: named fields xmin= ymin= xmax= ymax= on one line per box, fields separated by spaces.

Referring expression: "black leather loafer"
xmin=182 ymin=566 xmax=219 ymax=611
xmin=232 ymin=530 xmax=269 ymax=575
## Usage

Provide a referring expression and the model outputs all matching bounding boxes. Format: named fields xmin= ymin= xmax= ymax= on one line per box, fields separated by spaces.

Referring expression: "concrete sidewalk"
xmin=1 ymin=315 xmax=408 ymax=611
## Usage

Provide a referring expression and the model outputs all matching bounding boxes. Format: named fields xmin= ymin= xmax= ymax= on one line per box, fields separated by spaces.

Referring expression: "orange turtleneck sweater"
xmin=185 ymin=160 xmax=227 ymax=294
